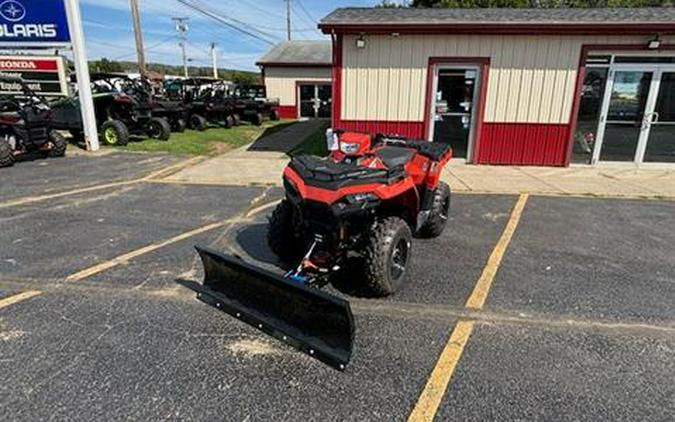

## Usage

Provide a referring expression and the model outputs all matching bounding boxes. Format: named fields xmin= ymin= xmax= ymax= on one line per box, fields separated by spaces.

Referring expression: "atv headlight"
xmin=340 ymin=142 xmax=360 ymax=155
xmin=345 ymin=192 xmax=379 ymax=204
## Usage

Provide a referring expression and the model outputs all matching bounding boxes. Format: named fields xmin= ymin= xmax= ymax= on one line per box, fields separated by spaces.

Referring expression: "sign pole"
xmin=64 ymin=0 xmax=99 ymax=151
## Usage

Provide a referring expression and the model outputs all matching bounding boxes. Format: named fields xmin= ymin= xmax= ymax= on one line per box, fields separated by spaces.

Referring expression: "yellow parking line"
xmin=65 ymin=217 xmax=247 ymax=282
xmin=0 ymin=156 xmax=203 ymax=210
xmin=0 ymin=290 xmax=42 ymax=310
xmin=407 ymin=320 xmax=474 ymax=422
xmin=407 ymin=193 xmax=529 ymax=422
xmin=465 ymin=193 xmax=529 ymax=309
xmin=65 ymin=198 xmax=280 ymax=283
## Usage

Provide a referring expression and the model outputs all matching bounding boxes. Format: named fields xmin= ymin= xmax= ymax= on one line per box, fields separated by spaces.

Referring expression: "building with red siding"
xmin=319 ymin=8 xmax=675 ymax=166
xmin=257 ymin=41 xmax=333 ymax=120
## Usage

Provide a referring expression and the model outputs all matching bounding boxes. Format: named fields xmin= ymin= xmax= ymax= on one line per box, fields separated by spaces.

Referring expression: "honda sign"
xmin=0 ymin=55 xmax=68 ymax=95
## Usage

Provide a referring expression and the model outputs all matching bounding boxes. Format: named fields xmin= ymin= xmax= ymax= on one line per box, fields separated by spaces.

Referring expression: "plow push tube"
xmin=195 ymin=246 xmax=355 ymax=370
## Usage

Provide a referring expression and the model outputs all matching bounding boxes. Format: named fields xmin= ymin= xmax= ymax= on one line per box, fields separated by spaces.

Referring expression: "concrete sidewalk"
xmin=167 ymin=150 xmax=675 ymax=199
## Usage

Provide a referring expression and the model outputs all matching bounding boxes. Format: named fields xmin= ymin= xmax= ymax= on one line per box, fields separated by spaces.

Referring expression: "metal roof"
xmin=256 ymin=41 xmax=332 ymax=66
xmin=320 ymin=7 xmax=675 ymax=26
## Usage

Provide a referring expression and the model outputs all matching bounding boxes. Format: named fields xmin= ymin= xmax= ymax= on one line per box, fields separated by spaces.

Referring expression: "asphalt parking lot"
xmin=1 ymin=153 xmax=674 ymax=421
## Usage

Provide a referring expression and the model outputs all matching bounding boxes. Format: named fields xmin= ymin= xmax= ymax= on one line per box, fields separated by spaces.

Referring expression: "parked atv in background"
xmin=0 ymin=76 xmax=67 ymax=168
xmin=231 ymin=84 xmax=280 ymax=125
xmin=164 ymin=78 xmax=236 ymax=131
xmin=51 ymin=73 xmax=171 ymax=146
xmin=126 ymin=76 xmax=189 ymax=133
xmin=189 ymin=129 xmax=453 ymax=370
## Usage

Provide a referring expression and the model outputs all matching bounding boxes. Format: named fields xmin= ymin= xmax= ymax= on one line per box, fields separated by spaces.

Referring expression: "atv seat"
xmin=374 ymin=147 xmax=416 ymax=169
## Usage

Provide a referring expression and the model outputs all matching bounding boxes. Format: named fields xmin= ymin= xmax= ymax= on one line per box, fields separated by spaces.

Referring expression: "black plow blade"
xmin=194 ymin=245 xmax=355 ymax=370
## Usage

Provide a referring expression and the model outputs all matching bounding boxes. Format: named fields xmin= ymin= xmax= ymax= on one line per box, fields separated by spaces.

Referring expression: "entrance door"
xmin=643 ymin=72 xmax=675 ymax=162
xmin=595 ymin=70 xmax=654 ymax=162
xmin=299 ymin=83 xmax=332 ymax=119
xmin=429 ymin=66 xmax=480 ymax=160
xmin=592 ymin=65 xmax=675 ymax=164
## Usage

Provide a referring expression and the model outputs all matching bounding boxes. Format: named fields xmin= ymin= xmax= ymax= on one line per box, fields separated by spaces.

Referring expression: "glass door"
xmin=299 ymin=84 xmax=316 ymax=118
xmin=643 ymin=72 xmax=675 ymax=163
xmin=594 ymin=70 xmax=654 ymax=163
xmin=428 ymin=66 xmax=480 ymax=160
xmin=317 ymin=84 xmax=332 ymax=118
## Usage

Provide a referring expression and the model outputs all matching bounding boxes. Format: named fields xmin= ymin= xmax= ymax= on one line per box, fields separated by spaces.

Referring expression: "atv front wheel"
xmin=418 ymin=182 xmax=451 ymax=238
xmin=270 ymin=109 xmax=280 ymax=121
xmin=101 ymin=120 xmax=129 ymax=146
xmin=362 ymin=216 xmax=413 ymax=297
xmin=47 ymin=131 xmax=67 ymax=158
xmin=190 ymin=115 xmax=207 ymax=131
xmin=232 ymin=114 xmax=241 ymax=126
xmin=267 ymin=199 xmax=305 ymax=263
xmin=0 ymin=135 xmax=15 ymax=167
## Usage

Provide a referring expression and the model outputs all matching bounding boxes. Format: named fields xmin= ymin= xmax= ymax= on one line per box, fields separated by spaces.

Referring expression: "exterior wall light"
xmin=648 ymin=35 xmax=661 ymax=50
xmin=356 ymin=35 xmax=366 ymax=49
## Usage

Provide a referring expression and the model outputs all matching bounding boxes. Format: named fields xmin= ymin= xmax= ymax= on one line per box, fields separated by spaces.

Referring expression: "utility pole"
xmin=172 ymin=17 xmax=189 ymax=77
xmin=129 ymin=0 xmax=146 ymax=76
xmin=285 ymin=0 xmax=291 ymax=41
xmin=210 ymin=42 xmax=218 ymax=79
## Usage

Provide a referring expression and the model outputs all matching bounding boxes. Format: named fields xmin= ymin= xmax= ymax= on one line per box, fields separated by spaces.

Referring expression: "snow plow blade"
xmin=195 ymin=245 xmax=355 ymax=370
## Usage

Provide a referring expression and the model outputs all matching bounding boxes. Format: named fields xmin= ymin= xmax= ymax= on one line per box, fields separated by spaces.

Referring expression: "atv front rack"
xmin=194 ymin=246 xmax=355 ymax=370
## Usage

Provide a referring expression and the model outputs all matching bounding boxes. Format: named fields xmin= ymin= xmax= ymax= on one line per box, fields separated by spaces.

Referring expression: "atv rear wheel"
xmin=418 ymin=182 xmax=451 ymax=238
xmin=223 ymin=115 xmax=235 ymax=129
xmin=361 ymin=216 xmax=412 ymax=297
xmin=147 ymin=117 xmax=171 ymax=141
xmin=232 ymin=114 xmax=241 ymax=126
xmin=190 ymin=114 xmax=207 ymax=131
xmin=47 ymin=131 xmax=67 ymax=158
xmin=101 ymin=120 xmax=129 ymax=146
xmin=252 ymin=112 xmax=264 ymax=126
xmin=172 ymin=118 xmax=187 ymax=133
xmin=267 ymin=199 xmax=305 ymax=263
xmin=0 ymin=135 xmax=15 ymax=168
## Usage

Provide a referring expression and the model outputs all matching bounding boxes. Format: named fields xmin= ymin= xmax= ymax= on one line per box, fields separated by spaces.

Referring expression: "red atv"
xmin=192 ymin=129 xmax=452 ymax=370
xmin=270 ymin=129 xmax=452 ymax=294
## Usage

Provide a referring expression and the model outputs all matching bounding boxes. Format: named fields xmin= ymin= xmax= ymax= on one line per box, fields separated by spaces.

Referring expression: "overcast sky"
xmin=80 ymin=0 xmax=405 ymax=72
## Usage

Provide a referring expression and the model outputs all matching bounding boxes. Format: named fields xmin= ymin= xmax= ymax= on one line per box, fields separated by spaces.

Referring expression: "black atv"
xmin=126 ymin=76 xmax=189 ymax=133
xmin=0 ymin=75 xmax=66 ymax=168
xmin=231 ymin=84 xmax=280 ymax=125
xmin=51 ymin=73 xmax=171 ymax=146
xmin=164 ymin=78 xmax=236 ymax=131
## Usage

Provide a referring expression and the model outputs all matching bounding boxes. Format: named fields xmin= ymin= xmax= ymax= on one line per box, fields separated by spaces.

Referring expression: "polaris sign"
xmin=0 ymin=0 xmax=70 ymax=43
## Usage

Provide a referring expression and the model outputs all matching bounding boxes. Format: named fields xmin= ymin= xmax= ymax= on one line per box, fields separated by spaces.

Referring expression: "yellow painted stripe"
xmin=407 ymin=194 xmax=529 ymax=422
xmin=407 ymin=321 xmax=474 ymax=422
xmin=0 ymin=290 xmax=42 ymax=310
xmin=465 ymin=193 xmax=529 ymax=310
xmin=65 ymin=218 xmax=246 ymax=282
xmin=0 ymin=156 xmax=203 ymax=210
xmin=65 ymin=199 xmax=280 ymax=282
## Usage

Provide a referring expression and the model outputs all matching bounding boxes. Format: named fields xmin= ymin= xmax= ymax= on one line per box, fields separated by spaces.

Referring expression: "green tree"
xmin=89 ymin=58 xmax=124 ymax=73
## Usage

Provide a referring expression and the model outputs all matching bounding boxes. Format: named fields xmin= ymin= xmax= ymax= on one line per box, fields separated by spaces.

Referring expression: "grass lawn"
xmin=289 ymin=120 xmax=331 ymax=157
xmin=112 ymin=120 xmax=296 ymax=156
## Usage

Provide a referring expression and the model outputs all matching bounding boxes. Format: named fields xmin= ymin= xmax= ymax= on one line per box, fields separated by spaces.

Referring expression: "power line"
xmin=174 ymin=0 xmax=276 ymax=45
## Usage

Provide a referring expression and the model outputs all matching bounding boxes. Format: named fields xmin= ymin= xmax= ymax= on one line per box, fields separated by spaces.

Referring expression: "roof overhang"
xmin=255 ymin=61 xmax=333 ymax=68
xmin=319 ymin=22 xmax=675 ymax=36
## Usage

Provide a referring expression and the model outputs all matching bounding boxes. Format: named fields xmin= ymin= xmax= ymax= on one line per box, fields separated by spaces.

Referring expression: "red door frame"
xmin=295 ymin=80 xmax=332 ymax=119
xmin=565 ymin=43 xmax=675 ymax=165
xmin=423 ymin=57 xmax=491 ymax=162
